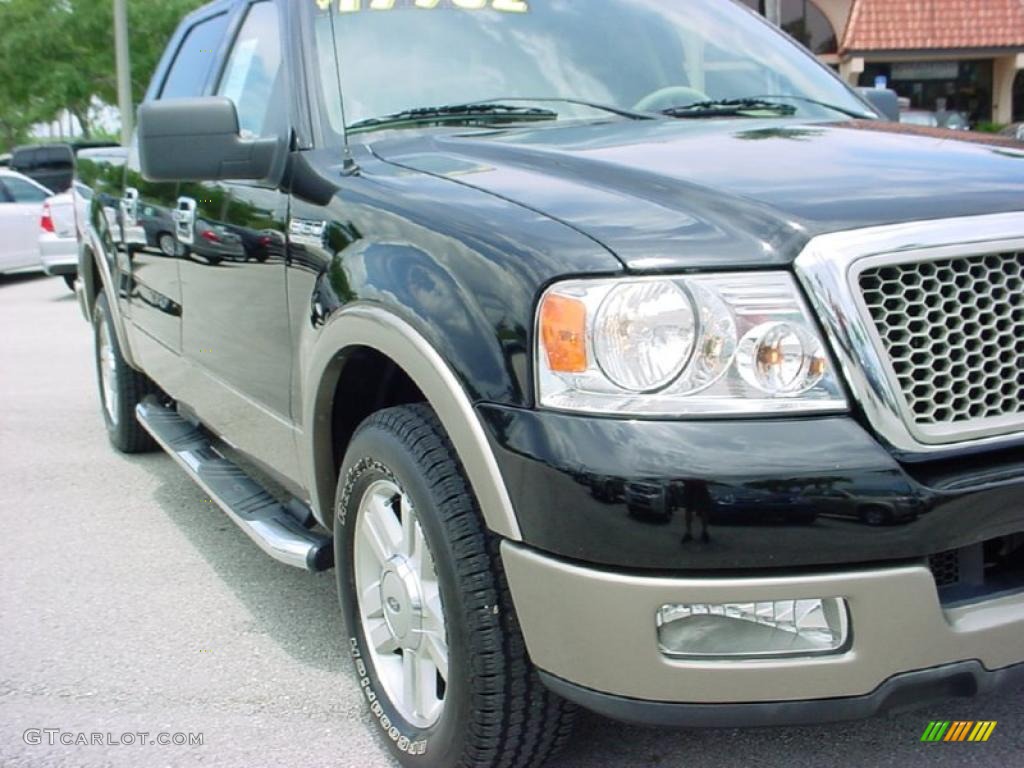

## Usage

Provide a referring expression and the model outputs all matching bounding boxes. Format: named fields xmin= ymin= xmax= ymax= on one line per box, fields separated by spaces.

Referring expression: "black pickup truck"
xmin=76 ymin=1 xmax=1024 ymax=765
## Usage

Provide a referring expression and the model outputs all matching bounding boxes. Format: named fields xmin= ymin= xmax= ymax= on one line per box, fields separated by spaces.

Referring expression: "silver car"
xmin=39 ymin=182 xmax=91 ymax=289
xmin=0 ymin=169 xmax=51 ymax=276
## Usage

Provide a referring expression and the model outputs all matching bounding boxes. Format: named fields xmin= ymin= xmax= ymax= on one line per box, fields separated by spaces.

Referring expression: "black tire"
xmin=335 ymin=404 xmax=575 ymax=768
xmin=62 ymin=273 xmax=76 ymax=291
xmin=92 ymin=291 xmax=156 ymax=454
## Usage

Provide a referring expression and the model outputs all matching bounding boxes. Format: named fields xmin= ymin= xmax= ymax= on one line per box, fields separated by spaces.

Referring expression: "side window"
xmin=0 ymin=182 xmax=11 ymax=203
xmin=3 ymin=177 xmax=49 ymax=203
xmin=160 ymin=13 xmax=231 ymax=99
xmin=217 ymin=2 xmax=283 ymax=138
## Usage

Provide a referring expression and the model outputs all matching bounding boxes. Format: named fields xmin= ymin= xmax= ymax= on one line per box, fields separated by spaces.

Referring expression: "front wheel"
xmin=335 ymin=405 xmax=575 ymax=768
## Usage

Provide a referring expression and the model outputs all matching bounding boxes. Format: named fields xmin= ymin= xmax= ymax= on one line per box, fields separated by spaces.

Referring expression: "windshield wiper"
xmin=661 ymin=99 xmax=798 ymax=118
xmin=742 ymin=94 xmax=877 ymax=120
xmin=347 ymin=103 xmax=558 ymax=134
xmin=471 ymin=97 xmax=652 ymax=121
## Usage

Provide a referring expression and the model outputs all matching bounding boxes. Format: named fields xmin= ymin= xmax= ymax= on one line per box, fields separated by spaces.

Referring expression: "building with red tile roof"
xmin=842 ymin=0 xmax=1024 ymax=53
xmin=742 ymin=0 xmax=1024 ymax=124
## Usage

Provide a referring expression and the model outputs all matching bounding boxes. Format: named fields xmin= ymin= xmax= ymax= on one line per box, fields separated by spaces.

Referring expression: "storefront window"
xmin=739 ymin=0 xmax=838 ymax=55
xmin=859 ymin=60 xmax=994 ymax=126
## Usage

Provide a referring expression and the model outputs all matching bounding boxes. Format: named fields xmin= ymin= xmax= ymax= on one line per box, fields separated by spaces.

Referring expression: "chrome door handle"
xmin=121 ymin=187 xmax=139 ymax=227
xmin=174 ymin=196 xmax=197 ymax=246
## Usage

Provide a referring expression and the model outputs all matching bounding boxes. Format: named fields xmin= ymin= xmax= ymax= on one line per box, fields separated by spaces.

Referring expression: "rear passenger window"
xmin=3 ymin=177 xmax=49 ymax=202
xmin=160 ymin=13 xmax=231 ymax=99
xmin=11 ymin=148 xmax=40 ymax=173
xmin=217 ymin=2 xmax=283 ymax=138
xmin=38 ymin=146 xmax=73 ymax=170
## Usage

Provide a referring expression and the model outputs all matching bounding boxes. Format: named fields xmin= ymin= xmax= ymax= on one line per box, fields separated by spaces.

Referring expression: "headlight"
xmin=592 ymin=281 xmax=697 ymax=392
xmin=536 ymin=273 xmax=847 ymax=415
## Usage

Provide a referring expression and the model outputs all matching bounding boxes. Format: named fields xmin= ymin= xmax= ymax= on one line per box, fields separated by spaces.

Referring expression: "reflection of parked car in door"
xmin=0 ymin=169 xmax=51 ymax=276
xmin=189 ymin=219 xmax=245 ymax=264
xmin=136 ymin=204 xmax=180 ymax=257
xmin=238 ymin=227 xmax=280 ymax=263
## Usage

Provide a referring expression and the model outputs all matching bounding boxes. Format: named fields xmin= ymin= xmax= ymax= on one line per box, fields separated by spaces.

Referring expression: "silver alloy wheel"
xmin=98 ymin=315 xmax=119 ymax=424
xmin=354 ymin=478 xmax=449 ymax=729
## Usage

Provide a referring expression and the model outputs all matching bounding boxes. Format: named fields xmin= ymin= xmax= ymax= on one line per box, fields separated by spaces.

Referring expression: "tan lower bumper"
xmin=502 ymin=542 xmax=1024 ymax=703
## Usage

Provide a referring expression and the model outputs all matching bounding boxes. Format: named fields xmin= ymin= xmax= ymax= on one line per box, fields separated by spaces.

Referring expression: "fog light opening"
xmin=656 ymin=598 xmax=849 ymax=659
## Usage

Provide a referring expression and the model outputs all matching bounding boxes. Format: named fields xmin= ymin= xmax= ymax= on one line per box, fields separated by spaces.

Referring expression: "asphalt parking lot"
xmin=1 ymin=274 xmax=1021 ymax=768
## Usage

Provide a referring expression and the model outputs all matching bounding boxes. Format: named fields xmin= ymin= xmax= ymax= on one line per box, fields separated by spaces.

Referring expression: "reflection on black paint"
xmin=474 ymin=404 xmax=1020 ymax=571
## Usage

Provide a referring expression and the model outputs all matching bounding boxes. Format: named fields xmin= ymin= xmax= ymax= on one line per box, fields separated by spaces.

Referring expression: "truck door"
xmin=174 ymin=0 xmax=298 ymax=479
xmin=119 ymin=10 xmax=231 ymax=375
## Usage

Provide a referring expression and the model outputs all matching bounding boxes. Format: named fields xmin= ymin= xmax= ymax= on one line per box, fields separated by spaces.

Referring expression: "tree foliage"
xmin=0 ymin=0 xmax=206 ymax=149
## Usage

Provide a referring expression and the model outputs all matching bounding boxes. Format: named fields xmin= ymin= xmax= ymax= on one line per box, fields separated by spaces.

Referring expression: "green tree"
xmin=0 ymin=0 xmax=205 ymax=148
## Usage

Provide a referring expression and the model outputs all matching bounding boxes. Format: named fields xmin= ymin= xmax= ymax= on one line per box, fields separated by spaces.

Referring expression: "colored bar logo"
xmin=921 ymin=721 xmax=997 ymax=742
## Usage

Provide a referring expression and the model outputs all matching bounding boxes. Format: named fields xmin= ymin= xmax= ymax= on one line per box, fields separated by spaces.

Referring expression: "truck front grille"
xmin=929 ymin=534 xmax=1024 ymax=605
xmin=929 ymin=550 xmax=960 ymax=588
xmin=858 ymin=251 xmax=1024 ymax=433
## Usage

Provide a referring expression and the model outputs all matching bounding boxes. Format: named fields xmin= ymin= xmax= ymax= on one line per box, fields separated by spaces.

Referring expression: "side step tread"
xmin=136 ymin=397 xmax=333 ymax=572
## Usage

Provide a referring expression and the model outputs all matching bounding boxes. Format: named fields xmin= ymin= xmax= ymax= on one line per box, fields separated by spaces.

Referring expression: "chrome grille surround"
xmin=795 ymin=212 xmax=1024 ymax=456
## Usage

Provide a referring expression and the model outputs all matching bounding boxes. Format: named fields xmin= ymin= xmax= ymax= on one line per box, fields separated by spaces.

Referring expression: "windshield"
xmin=311 ymin=0 xmax=870 ymax=132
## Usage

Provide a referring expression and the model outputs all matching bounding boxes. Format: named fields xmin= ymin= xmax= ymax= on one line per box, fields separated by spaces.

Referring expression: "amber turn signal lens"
xmin=540 ymin=293 xmax=587 ymax=373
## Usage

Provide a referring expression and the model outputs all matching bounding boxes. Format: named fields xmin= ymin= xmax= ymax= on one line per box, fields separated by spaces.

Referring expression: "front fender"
xmin=287 ymin=148 xmax=621 ymax=536
xmin=301 ymin=302 xmax=521 ymax=541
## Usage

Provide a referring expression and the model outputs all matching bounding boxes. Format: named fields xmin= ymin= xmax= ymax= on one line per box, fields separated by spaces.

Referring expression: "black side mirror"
xmin=857 ymin=88 xmax=901 ymax=122
xmin=138 ymin=97 xmax=286 ymax=184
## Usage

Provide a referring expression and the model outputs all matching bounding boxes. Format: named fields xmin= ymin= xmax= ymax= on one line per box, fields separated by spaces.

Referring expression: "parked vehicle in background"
xmin=135 ymin=203 xmax=179 ymax=256
xmin=11 ymin=141 xmax=121 ymax=195
xmin=0 ymin=153 xmax=11 ymax=167
xmin=11 ymin=144 xmax=74 ymax=193
xmin=936 ymin=111 xmax=970 ymax=131
xmin=0 ymin=169 xmax=50 ymax=275
xmin=856 ymin=87 xmax=899 ymax=121
xmin=899 ymin=110 xmax=940 ymax=127
xmin=39 ymin=182 xmax=91 ymax=289
xmin=1000 ymin=123 xmax=1024 ymax=141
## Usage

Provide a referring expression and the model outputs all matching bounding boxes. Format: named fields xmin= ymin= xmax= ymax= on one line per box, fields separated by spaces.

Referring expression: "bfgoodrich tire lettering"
xmin=92 ymin=291 xmax=156 ymax=454
xmin=335 ymin=404 xmax=575 ymax=768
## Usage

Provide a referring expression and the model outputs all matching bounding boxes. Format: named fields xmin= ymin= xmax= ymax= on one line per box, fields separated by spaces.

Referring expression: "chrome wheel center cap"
xmin=380 ymin=556 xmax=423 ymax=648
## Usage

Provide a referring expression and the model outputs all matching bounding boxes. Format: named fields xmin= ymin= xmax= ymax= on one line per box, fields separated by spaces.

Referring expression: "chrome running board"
xmin=136 ymin=397 xmax=333 ymax=572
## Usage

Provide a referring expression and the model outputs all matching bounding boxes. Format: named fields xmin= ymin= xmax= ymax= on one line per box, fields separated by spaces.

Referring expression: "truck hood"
xmin=373 ymin=118 xmax=1024 ymax=270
